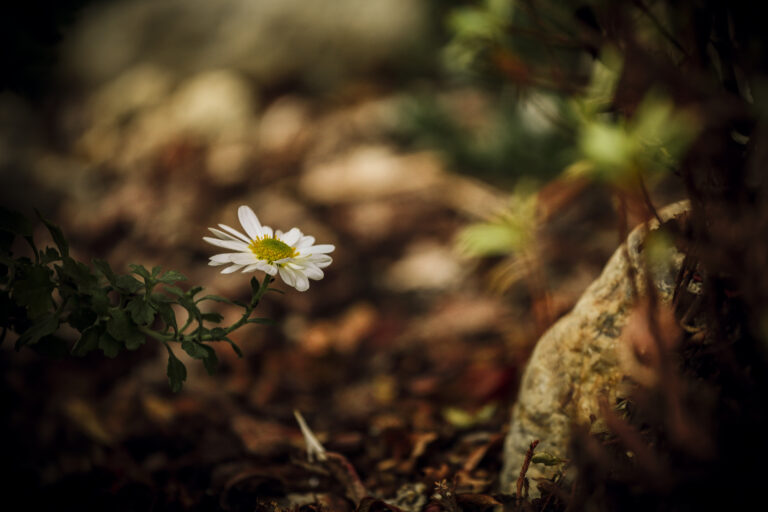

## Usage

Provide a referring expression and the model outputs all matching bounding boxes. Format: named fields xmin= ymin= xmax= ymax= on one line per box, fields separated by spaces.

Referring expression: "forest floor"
xmin=1 ymin=76 xmax=656 ymax=511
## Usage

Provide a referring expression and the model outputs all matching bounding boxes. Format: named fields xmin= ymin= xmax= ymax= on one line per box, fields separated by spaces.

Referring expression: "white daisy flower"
xmin=204 ymin=205 xmax=334 ymax=292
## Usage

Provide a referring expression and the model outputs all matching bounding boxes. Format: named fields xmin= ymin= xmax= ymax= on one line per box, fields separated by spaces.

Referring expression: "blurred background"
xmin=3 ymin=0 xmax=764 ymax=510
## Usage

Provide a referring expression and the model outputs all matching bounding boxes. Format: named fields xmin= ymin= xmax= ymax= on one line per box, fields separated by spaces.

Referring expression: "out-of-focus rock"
xmin=257 ymin=96 xmax=310 ymax=156
xmin=384 ymin=240 xmax=465 ymax=292
xmin=500 ymin=201 xmax=690 ymax=496
xmin=78 ymin=68 xmax=256 ymax=171
xmin=63 ymin=0 xmax=428 ymax=90
xmin=168 ymin=70 xmax=255 ymax=140
xmin=300 ymin=145 xmax=443 ymax=203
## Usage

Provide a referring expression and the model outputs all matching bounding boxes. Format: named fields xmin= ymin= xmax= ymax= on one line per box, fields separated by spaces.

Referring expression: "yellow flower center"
xmin=248 ymin=237 xmax=297 ymax=263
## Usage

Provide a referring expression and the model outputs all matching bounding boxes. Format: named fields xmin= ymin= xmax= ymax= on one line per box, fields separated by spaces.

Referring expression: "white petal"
xmin=203 ymin=237 xmax=249 ymax=252
xmin=295 ymin=235 xmax=315 ymax=249
xmin=306 ymin=254 xmax=332 ymax=268
xmin=279 ymin=266 xmax=296 ymax=287
xmin=217 ymin=223 xmax=251 ymax=243
xmin=294 ymin=272 xmax=310 ymax=292
xmin=210 ymin=253 xmax=236 ymax=264
xmin=262 ymin=225 xmax=274 ymax=238
xmin=301 ymin=244 xmax=335 ymax=255
xmin=263 ymin=264 xmax=278 ymax=276
xmin=241 ymin=263 xmax=262 ymax=272
xmin=208 ymin=227 xmax=241 ymax=242
xmin=221 ymin=264 xmax=244 ymax=274
xmin=229 ymin=253 xmax=260 ymax=265
xmin=288 ymin=261 xmax=323 ymax=280
xmin=303 ymin=265 xmax=324 ymax=280
xmin=280 ymin=227 xmax=302 ymax=246
xmin=238 ymin=205 xmax=264 ymax=240
xmin=209 ymin=260 xmax=227 ymax=266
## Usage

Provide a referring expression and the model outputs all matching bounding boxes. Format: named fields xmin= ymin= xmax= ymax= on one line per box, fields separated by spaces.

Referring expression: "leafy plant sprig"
xmin=0 ymin=208 xmax=274 ymax=392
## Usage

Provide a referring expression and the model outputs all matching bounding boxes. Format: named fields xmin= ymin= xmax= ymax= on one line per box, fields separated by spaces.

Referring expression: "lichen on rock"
xmin=500 ymin=200 xmax=691 ymax=496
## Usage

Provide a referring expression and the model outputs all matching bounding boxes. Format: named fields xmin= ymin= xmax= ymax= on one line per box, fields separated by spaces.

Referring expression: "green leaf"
xmin=106 ymin=309 xmax=145 ymax=350
xmin=98 ymin=331 xmax=121 ymax=358
xmin=89 ymin=287 xmax=111 ymax=316
xmin=158 ymin=270 xmax=187 ymax=284
xmin=12 ymin=265 xmax=54 ymax=318
xmin=39 ymin=247 xmax=60 ymax=264
xmin=164 ymin=287 xmax=201 ymax=321
xmin=16 ymin=312 xmax=59 ymax=348
xmin=246 ymin=317 xmax=273 ymax=325
xmin=126 ymin=296 xmax=156 ymax=326
xmin=93 ymin=259 xmax=117 ymax=286
xmin=155 ymin=302 xmax=178 ymax=334
xmin=115 ymin=274 xmax=143 ymax=294
xmin=223 ymin=337 xmax=243 ymax=357
xmin=202 ymin=345 xmax=218 ymax=375
xmin=163 ymin=285 xmax=185 ymax=297
xmin=181 ymin=339 xmax=208 ymax=359
xmin=208 ymin=327 xmax=227 ymax=339
xmin=129 ymin=264 xmax=152 ymax=281
xmin=35 ymin=210 xmax=69 ymax=257
xmin=151 ymin=266 xmax=163 ymax=278
xmin=201 ymin=312 xmax=223 ymax=324
xmin=196 ymin=294 xmax=235 ymax=305
xmin=67 ymin=298 xmax=98 ymax=331
xmin=166 ymin=347 xmax=187 ymax=392
xmin=59 ymin=257 xmax=98 ymax=291
xmin=188 ymin=285 xmax=203 ymax=298
xmin=72 ymin=325 xmax=101 ymax=356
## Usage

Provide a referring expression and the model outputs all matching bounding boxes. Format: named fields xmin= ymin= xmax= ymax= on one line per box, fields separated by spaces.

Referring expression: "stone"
xmin=500 ymin=200 xmax=691 ymax=496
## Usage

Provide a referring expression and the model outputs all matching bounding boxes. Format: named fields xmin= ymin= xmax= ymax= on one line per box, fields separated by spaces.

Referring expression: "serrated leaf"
xmin=16 ymin=312 xmax=59 ymax=348
xmin=89 ymin=287 xmax=111 ymax=316
xmin=106 ymin=309 xmax=145 ymax=350
xmin=72 ymin=325 xmax=101 ymax=356
xmin=35 ymin=210 xmax=69 ymax=257
xmin=67 ymin=299 xmax=98 ymax=331
xmin=166 ymin=348 xmax=187 ymax=392
xmin=93 ymin=259 xmax=117 ymax=286
xmin=163 ymin=285 xmax=185 ymax=297
xmin=129 ymin=264 xmax=151 ymax=281
xmin=187 ymin=285 xmax=203 ymax=298
xmin=181 ymin=339 xmax=208 ymax=359
xmin=98 ymin=331 xmax=121 ymax=358
xmin=12 ymin=265 xmax=54 ymax=318
xmin=158 ymin=270 xmax=187 ymax=284
xmin=59 ymin=258 xmax=98 ymax=294
xmin=126 ymin=296 xmax=156 ymax=326
xmin=151 ymin=266 xmax=162 ymax=278
xmin=115 ymin=274 xmax=143 ymax=294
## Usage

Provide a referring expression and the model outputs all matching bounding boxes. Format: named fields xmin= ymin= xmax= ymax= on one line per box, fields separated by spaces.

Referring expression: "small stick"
xmin=516 ymin=439 xmax=540 ymax=500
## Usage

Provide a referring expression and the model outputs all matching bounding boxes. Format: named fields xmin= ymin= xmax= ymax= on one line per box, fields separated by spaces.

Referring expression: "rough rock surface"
xmin=500 ymin=200 xmax=691 ymax=495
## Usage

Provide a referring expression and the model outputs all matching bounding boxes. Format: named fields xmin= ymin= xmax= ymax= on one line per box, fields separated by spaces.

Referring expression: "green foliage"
xmin=0 ymin=209 xmax=275 ymax=391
